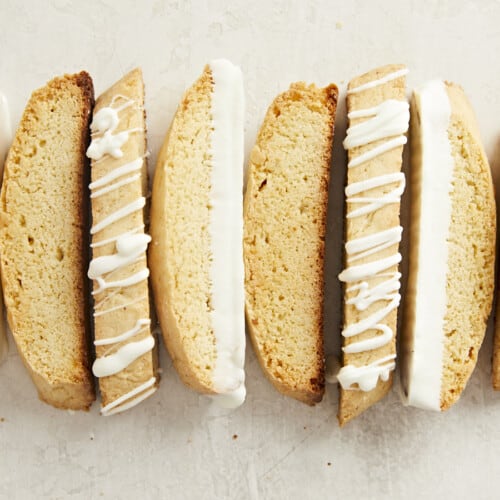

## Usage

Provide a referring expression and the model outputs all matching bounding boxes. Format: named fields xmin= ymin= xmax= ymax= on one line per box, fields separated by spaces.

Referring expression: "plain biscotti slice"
xmin=87 ymin=68 xmax=158 ymax=416
xmin=244 ymin=82 xmax=338 ymax=405
xmin=401 ymin=81 xmax=496 ymax=410
xmin=150 ymin=59 xmax=246 ymax=408
xmin=337 ymin=64 xmax=409 ymax=425
xmin=0 ymin=73 xmax=95 ymax=409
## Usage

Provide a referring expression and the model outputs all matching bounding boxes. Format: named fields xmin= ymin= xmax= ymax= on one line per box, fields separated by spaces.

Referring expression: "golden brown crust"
xmin=89 ymin=68 xmax=158 ymax=410
xmin=339 ymin=64 xmax=407 ymax=426
xmin=149 ymin=66 xmax=217 ymax=394
xmin=0 ymin=72 xmax=95 ymax=410
xmin=244 ymin=82 xmax=338 ymax=405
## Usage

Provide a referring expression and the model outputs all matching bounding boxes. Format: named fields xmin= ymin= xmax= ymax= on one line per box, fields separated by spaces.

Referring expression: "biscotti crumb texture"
xmin=150 ymin=66 xmax=217 ymax=393
xmin=0 ymin=72 xmax=95 ymax=410
xmin=440 ymin=82 xmax=495 ymax=408
xmin=244 ymin=82 xmax=338 ymax=405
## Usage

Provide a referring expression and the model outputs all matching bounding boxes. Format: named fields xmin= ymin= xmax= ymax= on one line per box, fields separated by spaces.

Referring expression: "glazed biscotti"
xmin=401 ymin=81 xmax=496 ymax=410
xmin=87 ymin=68 xmax=158 ymax=416
xmin=244 ymin=82 xmax=338 ymax=404
xmin=337 ymin=65 xmax=409 ymax=425
xmin=0 ymin=92 xmax=11 ymax=364
xmin=0 ymin=73 xmax=95 ymax=409
xmin=149 ymin=59 xmax=246 ymax=407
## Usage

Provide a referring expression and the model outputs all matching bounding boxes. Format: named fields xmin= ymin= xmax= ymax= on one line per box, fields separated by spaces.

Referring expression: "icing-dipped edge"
xmin=207 ymin=59 xmax=246 ymax=408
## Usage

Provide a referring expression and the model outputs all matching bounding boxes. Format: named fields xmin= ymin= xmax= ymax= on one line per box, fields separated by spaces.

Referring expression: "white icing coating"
xmin=87 ymin=94 xmax=156 ymax=415
xmin=207 ymin=59 xmax=246 ymax=408
xmin=347 ymin=68 xmax=409 ymax=95
xmin=94 ymin=318 xmax=151 ymax=346
xmin=343 ymin=100 xmax=409 ymax=150
xmin=337 ymin=354 xmax=396 ymax=391
xmin=0 ymin=91 xmax=11 ymax=168
xmin=339 ymin=70 xmax=409 ymax=391
xmin=92 ymin=336 xmax=155 ymax=377
xmin=101 ymin=377 xmax=157 ymax=416
xmin=90 ymin=197 xmax=145 ymax=234
xmin=346 ymin=172 xmax=405 ymax=218
xmin=405 ymin=80 xmax=453 ymax=411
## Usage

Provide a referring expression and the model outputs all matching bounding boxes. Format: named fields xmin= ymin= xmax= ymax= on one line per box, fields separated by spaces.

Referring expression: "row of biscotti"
xmin=0 ymin=61 xmax=498 ymax=424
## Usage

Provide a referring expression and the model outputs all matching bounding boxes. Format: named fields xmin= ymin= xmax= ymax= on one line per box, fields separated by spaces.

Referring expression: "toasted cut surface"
xmin=89 ymin=68 xmax=158 ymax=413
xmin=403 ymin=82 xmax=496 ymax=410
xmin=440 ymin=82 xmax=495 ymax=407
xmin=0 ymin=72 xmax=95 ymax=410
xmin=338 ymin=64 xmax=407 ymax=426
xmin=244 ymin=82 xmax=338 ymax=404
xmin=149 ymin=66 xmax=217 ymax=393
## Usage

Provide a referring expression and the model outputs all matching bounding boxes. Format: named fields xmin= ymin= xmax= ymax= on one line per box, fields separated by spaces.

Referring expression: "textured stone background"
xmin=1 ymin=1 xmax=500 ymax=498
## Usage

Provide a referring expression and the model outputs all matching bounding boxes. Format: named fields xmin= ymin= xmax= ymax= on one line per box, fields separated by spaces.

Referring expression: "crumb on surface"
xmin=232 ymin=434 xmax=238 ymax=440
xmin=335 ymin=21 xmax=343 ymax=30
xmin=327 ymin=462 xmax=332 ymax=466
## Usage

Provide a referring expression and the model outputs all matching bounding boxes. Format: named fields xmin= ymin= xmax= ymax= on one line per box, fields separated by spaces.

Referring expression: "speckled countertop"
xmin=1 ymin=1 xmax=500 ymax=499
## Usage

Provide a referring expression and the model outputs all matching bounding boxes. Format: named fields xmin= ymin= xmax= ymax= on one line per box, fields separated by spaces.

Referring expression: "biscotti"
xmin=0 ymin=73 xmax=95 ymax=409
xmin=0 ymin=91 xmax=10 ymax=364
xmin=149 ymin=59 xmax=246 ymax=407
xmin=401 ymin=80 xmax=496 ymax=410
xmin=87 ymin=68 xmax=158 ymax=415
xmin=337 ymin=65 xmax=409 ymax=425
xmin=244 ymin=82 xmax=338 ymax=405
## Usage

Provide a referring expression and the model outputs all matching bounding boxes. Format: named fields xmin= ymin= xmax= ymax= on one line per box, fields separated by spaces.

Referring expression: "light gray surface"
xmin=1 ymin=1 xmax=500 ymax=499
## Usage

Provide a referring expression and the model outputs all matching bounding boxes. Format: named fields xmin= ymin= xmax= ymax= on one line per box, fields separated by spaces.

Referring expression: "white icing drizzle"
xmin=89 ymin=233 xmax=151 ymax=279
xmin=95 ymin=318 xmax=151 ymax=346
xmin=87 ymin=93 xmax=156 ymax=414
xmin=348 ymin=136 xmax=407 ymax=168
xmin=347 ymin=68 xmax=409 ymax=95
xmin=92 ymin=268 xmax=149 ymax=295
xmin=343 ymin=100 xmax=409 ymax=150
xmin=93 ymin=295 xmax=147 ymax=318
xmin=89 ymin=158 xmax=143 ymax=190
xmin=90 ymin=197 xmax=145 ymax=234
xmin=92 ymin=336 xmax=155 ymax=377
xmin=207 ymin=59 xmax=246 ymax=408
xmin=337 ymin=354 xmax=396 ymax=391
xmin=346 ymin=173 xmax=405 ymax=218
xmin=405 ymin=81 xmax=453 ymax=411
xmin=338 ymin=69 xmax=408 ymax=391
xmin=87 ymin=97 xmax=140 ymax=160
xmin=101 ymin=377 xmax=157 ymax=416
xmin=91 ymin=225 xmax=144 ymax=249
